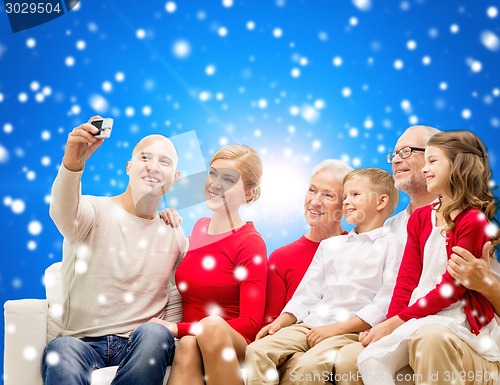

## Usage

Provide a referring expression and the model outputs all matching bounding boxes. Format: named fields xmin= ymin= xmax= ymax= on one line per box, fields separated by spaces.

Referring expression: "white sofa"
xmin=2 ymin=263 xmax=423 ymax=385
xmin=3 ymin=262 xmax=182 ymax=385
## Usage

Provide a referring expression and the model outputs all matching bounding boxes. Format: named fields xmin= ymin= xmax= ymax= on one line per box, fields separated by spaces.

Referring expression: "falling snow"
xmin=2 ymin=3 xmax=500 ymax=373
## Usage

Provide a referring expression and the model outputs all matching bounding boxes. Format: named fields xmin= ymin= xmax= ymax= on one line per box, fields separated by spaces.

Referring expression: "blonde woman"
xmin=155 ymin=144 xmax=267 ymax=385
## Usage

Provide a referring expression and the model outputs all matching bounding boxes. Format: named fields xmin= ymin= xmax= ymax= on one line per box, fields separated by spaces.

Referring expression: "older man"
xmin=42 ymin=117 xmax=187 ymax=385
xmin=332 ymin=125 xmax=500 ymax=385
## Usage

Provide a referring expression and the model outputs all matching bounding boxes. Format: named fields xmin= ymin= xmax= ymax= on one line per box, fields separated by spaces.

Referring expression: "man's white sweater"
xmin=50 ymin=165 xmax=187 ymax=338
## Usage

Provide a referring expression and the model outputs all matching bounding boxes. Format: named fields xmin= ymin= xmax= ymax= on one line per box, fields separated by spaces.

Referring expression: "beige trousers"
xmin=245 ymin=323 xmax=364 ymax=385
xmin=408 ymin=325 xmax=500 ymax=385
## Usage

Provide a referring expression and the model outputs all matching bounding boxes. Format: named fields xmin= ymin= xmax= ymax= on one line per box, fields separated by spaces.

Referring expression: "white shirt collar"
xmin=346 ymin=226 xmax=390 ymax=241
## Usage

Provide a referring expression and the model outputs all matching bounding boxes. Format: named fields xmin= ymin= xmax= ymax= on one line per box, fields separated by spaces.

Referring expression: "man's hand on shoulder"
xmin=63 ymin=116 xmax=105 ymax=172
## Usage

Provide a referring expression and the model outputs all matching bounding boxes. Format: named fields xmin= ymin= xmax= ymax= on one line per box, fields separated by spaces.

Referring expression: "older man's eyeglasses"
xmin=386 ymin=146 xmax=425 ymax=163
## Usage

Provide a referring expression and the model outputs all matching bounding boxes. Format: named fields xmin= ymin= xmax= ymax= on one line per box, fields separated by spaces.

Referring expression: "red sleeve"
xmin=226 ymin=233 xmax=268 ymax=342
xmin=176 ymin=321 xmax=194 ymax=338
xmin=263 ymin=251 xmax=287 ymax=325
xmin=397 ymin=209 xmax=489 ymax=321
xmin=387 ymin=210 xmax=424 ymax=317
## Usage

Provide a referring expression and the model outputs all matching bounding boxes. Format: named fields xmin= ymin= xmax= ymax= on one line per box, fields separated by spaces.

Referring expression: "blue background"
xmin=1 ymin=0 xmax=499 ymax=381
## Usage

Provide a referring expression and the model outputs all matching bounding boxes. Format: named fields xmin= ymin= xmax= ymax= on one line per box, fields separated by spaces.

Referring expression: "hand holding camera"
xmin=63 ymin=116 xmax=114 ymax=171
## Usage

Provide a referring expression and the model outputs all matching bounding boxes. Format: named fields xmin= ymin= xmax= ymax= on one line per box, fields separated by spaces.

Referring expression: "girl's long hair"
xmin=427 ymin=130 xmax=499 ymax=255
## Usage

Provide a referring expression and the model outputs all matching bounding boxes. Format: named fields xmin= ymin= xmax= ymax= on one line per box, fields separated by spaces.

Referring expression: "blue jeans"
xmin=42 ymin=322 xmax=175 ymax=385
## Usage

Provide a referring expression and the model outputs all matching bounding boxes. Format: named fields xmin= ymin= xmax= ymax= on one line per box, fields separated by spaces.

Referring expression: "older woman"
xmin=253 ymin=159 xmax=352 ymax=384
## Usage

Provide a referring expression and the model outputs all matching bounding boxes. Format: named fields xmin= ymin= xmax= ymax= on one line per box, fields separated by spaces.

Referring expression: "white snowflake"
xmin=253 ymin=255 xmax=263 ymax=264
xmin=23 ymin=346 xmax=37 ymax=361
xmin=485 ymin=223 xmax=498 ymax=238
xmin=26 ymin=38 xmax=36 ymax=48
xmin=165 ymin=1 xmax=177 ymax=13
xmin=349 ymin=127 xmax=359 ymax=138
xmin=189 ymin=322 xmax=203 ymax=335
xmin=480 ymin=31 xmax=499 ymax=51
xmin=199 ymin=91 xmax=212 ymax=102
xmin=218 ymin=27 xmax=228 ymax=37
xmin=76 ymin=40 xmax=86 ymax=50
xmin=18 ymin=92 xmax=28 ymax=103
xmin=11 ymin=199 xmax=26 ymax=214
xmin=202 ymin=256 xmax=216 ymax=270
xmin=439 ymin=283 xmax=454 ymax=298
xmin=222 ymin=347 xmax=236 ymax=361
xmin=332 ymin=56 xmax=343 ymax=67
xmin=172 ymin=40 xmax=191 ymax=58
xmin=89 ymin=94 xmax=109 ymax=113
xmin=234 ymin=266 xmax=248 ymax=280
xmin=417 ymin=298 xmax=427 ymax=307
xmin=258 ymin=99 xmax=268 ymax=109
xmin=123 ymin=292 xmax=135 ymax=303
xmin=487 ymin=6 xmax=498 ymax=18
xmin=97 ymin=294 xmax=107 ymax=305
xmin=394 ymin=59 xmax=404 ymax=70
xmin=65 ymin=56 xmax=75 ymax=67
xmin=273 ymin=28 xmax=283 ymax=38
xmin=0 ymin=145 xmax=9 ymax=164
xmin=265 ymin=368 xmax=279 ymax=382
xmin=28 ymin=221 xmax=42 ymax=235
xmin=291 ymin=68 xmax=301 ymax=78
xmin=205 ymin=65 xmax=216 ymax=76
xmin=351 ymin=0 xmax=371 ymax=12
xmin=342 ymin=87 xmax=352 ymax=98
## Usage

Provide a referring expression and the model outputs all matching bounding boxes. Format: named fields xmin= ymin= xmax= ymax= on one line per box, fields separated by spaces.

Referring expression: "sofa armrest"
xmin=4 ymin=299 xmax=48 ymax=385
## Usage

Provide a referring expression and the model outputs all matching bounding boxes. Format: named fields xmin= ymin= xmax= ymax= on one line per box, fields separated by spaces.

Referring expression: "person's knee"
xmin=42 ymin=337 xmax=92 ymax=383
xmin=134 ymin=322 xmax=174 ymax=345
xmin=335 ymin=351 xmax=358 ymax=376
xmin=197 ymin=316 xmax=230 ymax=350
xmin=409 ymin=325 xmax=457 ymax=361
xmin=291 ymin=355 xmax=325 ymax=382
xmin=43 ymin=336 xmax=84 ymax=367
xmin=173 ymin=336 xmax=200 ymax=368
xmin=132 ymin=322 xmax=175 ymax=362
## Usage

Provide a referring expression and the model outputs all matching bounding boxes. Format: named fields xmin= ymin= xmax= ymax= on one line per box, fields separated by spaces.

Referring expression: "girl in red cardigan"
xmin=357 ymin=131 xmax=500 ymax=385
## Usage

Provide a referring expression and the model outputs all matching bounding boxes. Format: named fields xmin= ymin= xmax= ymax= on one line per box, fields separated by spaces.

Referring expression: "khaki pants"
xmin=408 ymin=325 xmax=500 ymax=385
xmin=245 ymin=324 xmax=364 ymax=385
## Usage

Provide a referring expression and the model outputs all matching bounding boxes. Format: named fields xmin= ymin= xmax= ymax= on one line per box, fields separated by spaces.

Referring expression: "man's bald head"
xmin=132 ymin=134 xmax=179 ymax=168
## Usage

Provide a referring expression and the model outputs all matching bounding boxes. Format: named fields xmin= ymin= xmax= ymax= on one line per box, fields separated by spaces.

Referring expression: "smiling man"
xmin=383 ymin=125 xmax=500 ymax=385
xmin=384 ymin=125 xmax=440 ymax=238
xmin=42 ymin=117 xmax=187 ymax=385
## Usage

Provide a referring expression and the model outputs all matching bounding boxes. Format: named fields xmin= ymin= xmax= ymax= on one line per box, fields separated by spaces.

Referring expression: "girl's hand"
xmin=160 ymin=208 xmax=182 ymax=228
xmin=359 ymin=316 xmax=404 ymax=346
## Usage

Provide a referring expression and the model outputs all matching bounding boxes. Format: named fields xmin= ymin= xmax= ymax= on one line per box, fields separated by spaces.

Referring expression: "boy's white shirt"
xmin=282 ymin=226 xmax=404 ymax=327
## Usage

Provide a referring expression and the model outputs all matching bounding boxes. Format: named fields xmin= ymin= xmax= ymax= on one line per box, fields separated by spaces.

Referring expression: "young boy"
xmin=245 ymin=168 xmax=404 ymax=385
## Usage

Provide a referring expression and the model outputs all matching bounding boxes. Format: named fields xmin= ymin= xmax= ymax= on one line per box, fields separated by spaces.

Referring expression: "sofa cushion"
xmin=44 ymin=262 xmax=63 ymax=343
